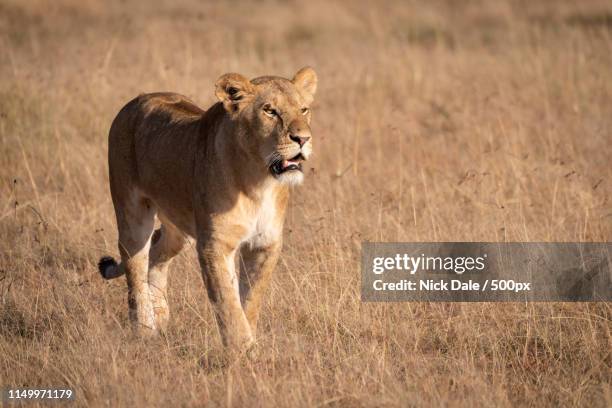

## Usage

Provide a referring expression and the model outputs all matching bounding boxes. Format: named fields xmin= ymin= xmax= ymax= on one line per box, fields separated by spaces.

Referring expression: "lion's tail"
xmin=98 ymin=256 xmax=125 ymax=279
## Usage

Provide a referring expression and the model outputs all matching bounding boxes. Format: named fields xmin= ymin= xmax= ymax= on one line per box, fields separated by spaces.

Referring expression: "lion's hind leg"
xmin=100 ymin=191 xmax=157 ymax=335
xmin=148 ymin=220 xmax=186 ymax=332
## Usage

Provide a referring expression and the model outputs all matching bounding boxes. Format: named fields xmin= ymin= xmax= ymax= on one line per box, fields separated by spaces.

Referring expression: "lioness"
xmin=98 ymin=67 xmax=317 ymax=353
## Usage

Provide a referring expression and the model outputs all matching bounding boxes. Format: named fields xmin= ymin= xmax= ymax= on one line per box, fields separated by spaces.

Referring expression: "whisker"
xmin=265 ymin=151 xmax=283 ymax=167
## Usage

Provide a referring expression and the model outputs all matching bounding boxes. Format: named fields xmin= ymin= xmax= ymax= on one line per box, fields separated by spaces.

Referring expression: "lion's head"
xmin=215 ymin=67 xmax=317 ymax=185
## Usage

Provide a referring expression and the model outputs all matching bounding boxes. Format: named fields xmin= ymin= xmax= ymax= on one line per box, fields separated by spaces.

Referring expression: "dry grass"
xmin=1 ymin=0 xmax=611 ymax=406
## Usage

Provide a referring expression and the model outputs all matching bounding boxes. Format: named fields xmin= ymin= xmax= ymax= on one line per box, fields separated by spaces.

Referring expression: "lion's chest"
xmin=241 ymin=189 xmax=282 ymax=249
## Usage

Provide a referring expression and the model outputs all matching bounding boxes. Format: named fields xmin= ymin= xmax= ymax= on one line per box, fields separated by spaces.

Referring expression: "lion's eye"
xmin=301 ymin=107 xmax=309 ymax=115
xmin=263 ymin=105 xmax=278 ymax=117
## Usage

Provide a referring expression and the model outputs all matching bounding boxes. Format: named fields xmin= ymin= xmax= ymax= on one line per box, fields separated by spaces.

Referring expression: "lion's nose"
xmin=290 ymin=135 xmax=310 ymax=147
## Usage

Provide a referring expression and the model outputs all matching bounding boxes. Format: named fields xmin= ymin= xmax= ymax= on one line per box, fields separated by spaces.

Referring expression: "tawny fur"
xmin=99 ymin=68 xmax=317 ymax=353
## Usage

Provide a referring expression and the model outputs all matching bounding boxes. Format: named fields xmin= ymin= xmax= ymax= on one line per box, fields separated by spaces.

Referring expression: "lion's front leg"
xmin=197 ymin=238 xmax=254 ymax=353
xmin=238 ymin=241 xmax=281 ymax=335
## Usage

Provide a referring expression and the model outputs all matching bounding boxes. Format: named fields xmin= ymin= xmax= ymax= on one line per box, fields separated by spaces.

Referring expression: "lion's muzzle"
xmin=270 ymin=152 xmax=305 ymax=176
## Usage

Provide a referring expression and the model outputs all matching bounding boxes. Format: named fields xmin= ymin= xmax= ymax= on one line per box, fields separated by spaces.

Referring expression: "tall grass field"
xmin=0 ymin=0 xmax=611 ymax=406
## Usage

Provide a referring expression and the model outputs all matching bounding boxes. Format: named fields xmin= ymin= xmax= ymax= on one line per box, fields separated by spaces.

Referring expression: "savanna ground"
xmin=1 ymin=0 xmax=611 ymax=406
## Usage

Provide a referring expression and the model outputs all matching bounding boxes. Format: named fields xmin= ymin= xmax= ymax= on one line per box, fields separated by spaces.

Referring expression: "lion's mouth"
xmin=270 ymin=153 xmax=304 ymax=176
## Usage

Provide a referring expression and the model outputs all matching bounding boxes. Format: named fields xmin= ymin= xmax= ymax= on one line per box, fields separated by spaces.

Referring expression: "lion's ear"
xmin=292 ymin=67 xmax=317 ymax=104
xmin=215 ymin=73 xmax=255 ymax=114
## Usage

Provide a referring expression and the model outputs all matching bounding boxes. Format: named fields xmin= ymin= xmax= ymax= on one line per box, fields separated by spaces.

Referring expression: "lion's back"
xmin=109 ymin=92 xmax=204 ymax=141
xmin=107 ymin=93 xmax=206 ymax=214
xmin=139 ymin=92 xmax=205 ymax=120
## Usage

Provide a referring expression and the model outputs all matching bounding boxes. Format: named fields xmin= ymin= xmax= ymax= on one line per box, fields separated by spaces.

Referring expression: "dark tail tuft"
xmin=98 ymin=256 xmax=119 ymax=279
